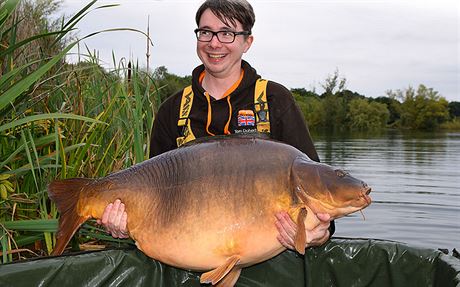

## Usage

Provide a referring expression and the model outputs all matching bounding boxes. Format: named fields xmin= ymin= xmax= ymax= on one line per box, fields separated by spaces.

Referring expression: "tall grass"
xmin=0 ymin=0 xmax=157 ymax=262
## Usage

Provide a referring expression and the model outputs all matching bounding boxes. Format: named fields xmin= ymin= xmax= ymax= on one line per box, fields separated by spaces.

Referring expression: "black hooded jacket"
xmin=149 ymin=60 xmax=319 ymax=161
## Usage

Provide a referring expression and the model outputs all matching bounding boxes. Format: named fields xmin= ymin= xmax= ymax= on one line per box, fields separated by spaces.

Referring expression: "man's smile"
xmin=208 ymin=53 xmax=226 ymax=59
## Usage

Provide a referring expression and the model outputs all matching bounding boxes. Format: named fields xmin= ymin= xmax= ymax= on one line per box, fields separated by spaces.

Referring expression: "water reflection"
xmin=312 ymin=130 xmax=460 ymax=250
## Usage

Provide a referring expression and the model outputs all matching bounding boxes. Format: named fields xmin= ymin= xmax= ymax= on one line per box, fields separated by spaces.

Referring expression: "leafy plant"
xmin=0 ymin=0 xmax=155 ymax=263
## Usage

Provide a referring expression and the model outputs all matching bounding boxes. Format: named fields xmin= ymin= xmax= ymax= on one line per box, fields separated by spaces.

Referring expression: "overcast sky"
xmin=60 ymin=0 xmax=459 ymax=101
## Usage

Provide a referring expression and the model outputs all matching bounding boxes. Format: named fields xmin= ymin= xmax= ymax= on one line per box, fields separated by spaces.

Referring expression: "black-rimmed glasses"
xmin=194 ymin=29 xmax=251 ymax=44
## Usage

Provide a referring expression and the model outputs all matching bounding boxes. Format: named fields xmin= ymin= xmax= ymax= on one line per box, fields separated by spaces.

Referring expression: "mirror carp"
xmin=48 ymin=136 xmax=371 ymax=286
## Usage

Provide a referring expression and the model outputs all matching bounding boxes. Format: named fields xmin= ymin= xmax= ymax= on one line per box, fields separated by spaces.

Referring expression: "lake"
xmin=312 ymin=130 xmax=460 ymax=251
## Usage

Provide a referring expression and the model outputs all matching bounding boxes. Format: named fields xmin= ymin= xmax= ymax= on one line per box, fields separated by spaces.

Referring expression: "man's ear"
xmin=243 ymin=35 xmax=254 ymax=53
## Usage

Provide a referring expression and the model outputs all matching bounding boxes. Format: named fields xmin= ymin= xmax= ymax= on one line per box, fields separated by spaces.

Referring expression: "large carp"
xmin=48 ymin=136 xmax=371 ymax=287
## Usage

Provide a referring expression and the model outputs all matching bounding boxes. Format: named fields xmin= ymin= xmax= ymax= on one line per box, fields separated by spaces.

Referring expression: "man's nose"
xmin=208 ymin=34 xmax=223 ymax=48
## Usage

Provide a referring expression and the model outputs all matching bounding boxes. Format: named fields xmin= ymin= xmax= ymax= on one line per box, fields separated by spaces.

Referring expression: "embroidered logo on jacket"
xmin=237 ymin=110 xmax=255 ymax=127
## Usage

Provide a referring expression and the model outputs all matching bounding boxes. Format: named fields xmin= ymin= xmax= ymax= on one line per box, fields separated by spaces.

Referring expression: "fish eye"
xmin=335 ymin=169 xmax=348 ymax=178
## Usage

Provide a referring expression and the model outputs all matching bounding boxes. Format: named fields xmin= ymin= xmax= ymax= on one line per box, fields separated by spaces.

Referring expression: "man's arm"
xmin=149 ymin=95 xmax=180 ymax=157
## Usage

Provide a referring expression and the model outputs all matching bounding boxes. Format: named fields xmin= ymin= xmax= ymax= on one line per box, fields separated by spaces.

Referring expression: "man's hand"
xmin=97 ymin=199 xmax=129 ymax=239
xmin=275 ymin=211 xmax=331 ymax=250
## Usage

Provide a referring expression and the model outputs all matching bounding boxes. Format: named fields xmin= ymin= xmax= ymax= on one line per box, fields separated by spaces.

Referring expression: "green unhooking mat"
xmin=0 ymin=238 xmax=459 ymax=287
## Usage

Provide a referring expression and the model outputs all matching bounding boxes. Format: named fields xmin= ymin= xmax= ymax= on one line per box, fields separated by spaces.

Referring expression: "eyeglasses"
xmin=194 ymin=29 xmax=251 ymax=44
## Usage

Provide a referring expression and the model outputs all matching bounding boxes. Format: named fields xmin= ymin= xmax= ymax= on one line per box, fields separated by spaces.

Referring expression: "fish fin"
xmin=200 ymin=255 xmax=241 ymax=285
xmin=291 ymin=157 xmax=311 ymax=204
xmin=294 ymin=207 xmax=308 ymax=255
xmin=215 ymin=267 xmax=241 ymax=287
xmin=48 ymin=178 xmax=93 ymax=255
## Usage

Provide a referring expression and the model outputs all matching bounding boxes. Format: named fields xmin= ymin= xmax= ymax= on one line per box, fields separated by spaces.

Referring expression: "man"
xmin=100 ymin=0 xmax=333 ymax=252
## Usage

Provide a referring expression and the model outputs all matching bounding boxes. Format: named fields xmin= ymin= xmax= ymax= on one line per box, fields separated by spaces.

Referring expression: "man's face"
xmin=196 ymin=9 xmax=253 ymax=78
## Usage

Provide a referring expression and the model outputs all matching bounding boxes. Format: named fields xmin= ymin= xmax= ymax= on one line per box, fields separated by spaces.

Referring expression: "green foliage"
xmin=293 ymin=92 xmax=323 ymax=128
xmin=0 ymin=3 xmax=89 ymax=260
xmin=152 ymin=66 xmax=192 ymax=103
xmin=293 ymin=73 xmax=452 ymax=131
xmin=387 ymin=85 xmax=449 ymax=130
xmin=320 ymin=94 xmax=348 ymax=131
xmin=0 ymin=0 xmax=155 ymax=262
xmin=347 ymin=98 xmax=389 ymax=130
xmin=440 ymin=117 xmax=460 ymax=130
xmin=448 ymin=102 xmax=460 ymax=118
xmin=374 ymin=96 xmax=402 ymax=126
xmin=1 ymin=0 xmax=68 ymax=85
xmin=291 ymin=88 xmax=318 ymax=98
xmin=0 ymin=0 xmax=76 ymax=115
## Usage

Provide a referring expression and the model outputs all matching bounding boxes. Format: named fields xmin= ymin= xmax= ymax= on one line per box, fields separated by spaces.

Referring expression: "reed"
xmin=0 ymin=0 xmax=156 ymax=262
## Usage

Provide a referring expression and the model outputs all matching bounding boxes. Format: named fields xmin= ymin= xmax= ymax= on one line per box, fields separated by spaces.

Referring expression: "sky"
xmin=60 ymin=0 xmax=459 ymax=102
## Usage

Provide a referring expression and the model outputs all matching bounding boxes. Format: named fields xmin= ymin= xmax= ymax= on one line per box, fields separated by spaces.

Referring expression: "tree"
xmin=320 ymin=68 xmax=346 ymax=96
xmin=291 ymin=88 xmax=318 ymax=98
xmin=1 ymin=0 xmax=68 ymax=75
xmin=347 ymin=98 xmax=389 ymax=130
xmin=413 ymin=85 xmax=449 ymax=129
xmin=391 ymin=85 xmax=449 ymax=130
xmin=374 ymin=96 xmax=402 ymax=127
xmin=293 ymin=92 xmax=323 ymax=129
xmin=448 ymin=101 xmax=460 ymax=119
xmin=320 ymin=94 xmax=348 ymax=131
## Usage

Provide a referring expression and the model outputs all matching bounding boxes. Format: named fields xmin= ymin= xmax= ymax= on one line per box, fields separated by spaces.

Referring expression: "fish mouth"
xmin=351 ymin=186 xmax=372 ymax=208
xmin=303 ymin=194 xmax=367 ymax=219
xmin=362 ymin=185 xmax=372 ymax=206
xmin=305 ymin=186 xmax=372 ymax=219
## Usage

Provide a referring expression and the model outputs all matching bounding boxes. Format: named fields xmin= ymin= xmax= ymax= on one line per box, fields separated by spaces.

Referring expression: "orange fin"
xmin=216 ymin=267 xmax=242 ymax=287
xmin=291 ymin=156 xmax=311 ymax=204
xmin=48 ymin=178 xmax=93 ymax=255
xmin=200 ymin=255 xmax=241 ymax=285
xmin=294 ymin=208 xmax=308 ymax=255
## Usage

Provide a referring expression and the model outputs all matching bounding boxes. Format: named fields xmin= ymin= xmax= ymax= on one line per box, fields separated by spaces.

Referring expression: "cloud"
xmin=60 ymin=0 xmax=459 ymax=101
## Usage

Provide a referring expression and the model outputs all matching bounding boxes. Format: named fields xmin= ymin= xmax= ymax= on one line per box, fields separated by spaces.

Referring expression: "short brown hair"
xmin=195 ymin=0 xmax=255 ymax=32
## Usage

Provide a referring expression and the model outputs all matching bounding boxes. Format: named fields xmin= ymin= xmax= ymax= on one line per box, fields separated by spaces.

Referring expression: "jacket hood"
xmin=191 ymin=60 xmax=261 ymax=98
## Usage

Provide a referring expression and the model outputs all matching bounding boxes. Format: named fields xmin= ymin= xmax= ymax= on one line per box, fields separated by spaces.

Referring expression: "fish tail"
xmin=48 ymin=178 xmax=93 ymax=255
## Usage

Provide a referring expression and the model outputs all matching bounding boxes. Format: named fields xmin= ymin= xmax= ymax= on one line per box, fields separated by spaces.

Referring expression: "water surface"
xmin=313 ymin=130 xmax=460 ymax=251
